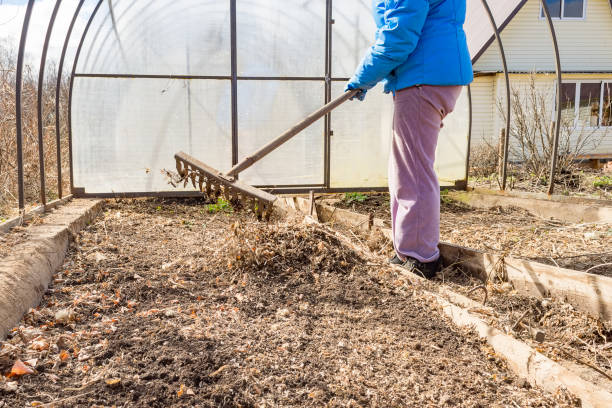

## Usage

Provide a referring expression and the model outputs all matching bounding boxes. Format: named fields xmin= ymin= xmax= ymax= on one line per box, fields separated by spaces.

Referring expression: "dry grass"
xmin=0 ymin=40 xmax=70 ymax=220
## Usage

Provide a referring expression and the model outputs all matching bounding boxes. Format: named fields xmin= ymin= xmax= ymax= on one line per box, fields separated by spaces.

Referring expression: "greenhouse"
xmin=1 ymin=1 xmax=611 ymax=407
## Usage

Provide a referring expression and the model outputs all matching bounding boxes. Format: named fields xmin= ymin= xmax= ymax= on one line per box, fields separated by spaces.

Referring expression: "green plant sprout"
xmin=207 ymin=197 xmax=234 ymax=214
xmin=593 ymin=176 xmax=612 ymax=189
xmin=344 ymin=192 xmax=368 ymax=204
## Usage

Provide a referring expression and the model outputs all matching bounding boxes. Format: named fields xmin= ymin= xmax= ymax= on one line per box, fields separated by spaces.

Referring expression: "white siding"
xmin=470 ymin=73 xmax=612 ymax=156
xmin=470 ymin=75 xmax=496 ymax=147
xmin=474 ymin=0 xmax=612 ymax=72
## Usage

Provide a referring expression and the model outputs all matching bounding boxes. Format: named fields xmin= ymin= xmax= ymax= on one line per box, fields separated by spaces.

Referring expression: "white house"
xmin=465 ymin=0 xmax=612 ymax=160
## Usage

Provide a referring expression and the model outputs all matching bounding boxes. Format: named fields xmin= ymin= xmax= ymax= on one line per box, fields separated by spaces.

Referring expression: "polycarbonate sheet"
xmin=332 ymin=0 xmax=377 ymax=78
xmin=435 ymin=86 xmax=470 ymax=184
xmin=329 ymin=83 xmax=393 ymax=188
xmin=236 ymin=0 xmax=326 ymax=77
xmin=72 ymin=77 xmax=232 ymax=193
xmin=237 ymin=81 xmax=325 ymax=186
xmin=77 ymin=0 xmax=231 ymax=76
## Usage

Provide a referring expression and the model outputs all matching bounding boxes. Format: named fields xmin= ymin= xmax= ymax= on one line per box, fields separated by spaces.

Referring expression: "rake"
xmin=174 ymin=89 xmax=358 ymax=219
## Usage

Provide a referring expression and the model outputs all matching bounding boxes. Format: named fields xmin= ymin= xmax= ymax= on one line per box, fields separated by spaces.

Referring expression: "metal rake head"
xmin=173 ymin=152 xmax=276 ymax=220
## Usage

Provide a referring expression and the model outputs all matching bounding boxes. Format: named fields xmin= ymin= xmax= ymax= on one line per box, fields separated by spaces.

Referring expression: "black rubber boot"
xmin=389 ymin=254 xmax=404 ymax=265
xmin=401 ymin=257 xmax=441 ymax=280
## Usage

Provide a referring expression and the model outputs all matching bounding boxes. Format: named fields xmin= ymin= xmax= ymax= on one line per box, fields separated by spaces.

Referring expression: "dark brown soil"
xmin=0 ymin=199 xmax=578 ymax=407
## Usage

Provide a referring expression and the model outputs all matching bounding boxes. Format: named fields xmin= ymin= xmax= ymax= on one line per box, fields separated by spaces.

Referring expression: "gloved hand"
xmin=345 ymin=83 xmax=367 ymax=102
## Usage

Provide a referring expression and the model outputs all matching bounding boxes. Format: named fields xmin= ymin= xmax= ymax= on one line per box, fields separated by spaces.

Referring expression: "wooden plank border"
xmin=450 ymin=189 xmax=612 ymax=223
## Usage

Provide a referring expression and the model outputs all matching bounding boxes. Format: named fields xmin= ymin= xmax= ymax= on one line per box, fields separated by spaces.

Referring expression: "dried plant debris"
xmin=438 ymin=267 xmax=612 ymax=387
xmin=0 ymin=199 xmax=578 ymax=407
xmin=330 ymin=193 xmax=612 ymax=276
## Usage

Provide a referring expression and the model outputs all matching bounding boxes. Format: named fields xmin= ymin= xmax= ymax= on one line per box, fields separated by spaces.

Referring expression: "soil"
xmin=0 ymin=199 xmax=578 ymax=407
xmin=329 ymin=192 xmax=612 ymax=276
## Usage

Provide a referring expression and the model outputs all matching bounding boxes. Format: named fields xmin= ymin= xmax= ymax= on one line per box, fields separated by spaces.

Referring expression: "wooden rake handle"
xmin=225 ymin=89 xmax=359 ymax=178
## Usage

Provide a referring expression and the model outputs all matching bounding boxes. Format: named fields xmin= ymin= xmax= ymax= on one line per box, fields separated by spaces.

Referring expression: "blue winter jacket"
xmin=347 ymin=0 xmax=473 ymax=94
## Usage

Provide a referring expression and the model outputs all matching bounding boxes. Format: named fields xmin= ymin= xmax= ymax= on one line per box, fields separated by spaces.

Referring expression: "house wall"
xmin=471 ymin=73 xmax=612 ymax=158
xmin=474 ymin=0 xmax=612 ymax=72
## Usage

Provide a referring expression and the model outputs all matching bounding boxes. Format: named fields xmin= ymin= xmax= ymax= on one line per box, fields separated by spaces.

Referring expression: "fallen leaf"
xmin=24 ymin=359 xmax=38 ymax=368
xmin=177 ymin=383 xmax=185 ymax=397
xmin=105 ymin=378 xmax=121 ymax=386
xmin=54 ymin=309 xmax=72 ymax=324
xmin=30 ymin=339 xmax=49 ymax=351
xmin=7 ymin=359 xmax=35 ymax=378
xmin=59 ymin=350 xmax=70 ymax=362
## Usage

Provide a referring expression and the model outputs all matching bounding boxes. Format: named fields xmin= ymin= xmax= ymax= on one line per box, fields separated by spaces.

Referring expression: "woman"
xmin=346 ymin=0 xmax=473 ymax=279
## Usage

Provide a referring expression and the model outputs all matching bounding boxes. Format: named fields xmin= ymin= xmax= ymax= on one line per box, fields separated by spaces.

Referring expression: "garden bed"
xmin=328 ymin=192 xmax=612 ymax=276
xmin=0 ymin=198 xmax=578 ymax=407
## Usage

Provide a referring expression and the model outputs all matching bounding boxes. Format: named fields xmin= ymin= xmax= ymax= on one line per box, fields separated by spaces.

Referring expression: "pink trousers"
xmin=389 ymin=85 xmax=462 ymax=263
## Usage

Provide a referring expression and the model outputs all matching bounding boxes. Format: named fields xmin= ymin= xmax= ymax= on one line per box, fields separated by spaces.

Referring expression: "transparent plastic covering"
xmin=435 ymin=87 xmax=470 ymax=184
xmin=329 ymin=82 xmax=392 ymax=188
xmin=70 ymin=0 xmax=472 ymax=193
xmin=72 ymin=77 xmax=231 ymax=193
xmin=237 ymin=81 xmax=325 ymax=186
xmin=77 ymin=0 xmax=231 ymax=76
xmin=332 ymin=0 xmax=376 ymax=78
xmin=237 ymin=0 xmax=325 ymax=77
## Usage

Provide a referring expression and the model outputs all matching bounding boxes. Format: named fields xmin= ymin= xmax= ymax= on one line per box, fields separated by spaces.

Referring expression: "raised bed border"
xmin=0 ymin=199 xmax=103 ymax=340
xmin=450 ymin=188 xmax=612 ymax=223
xmin=277 ymin=196 xmax=612 ymax=407
xmin=0 ymin=195 xmax=74 ymax=234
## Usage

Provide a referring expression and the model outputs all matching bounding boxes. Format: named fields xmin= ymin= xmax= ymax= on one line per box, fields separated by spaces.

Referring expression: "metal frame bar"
xmin=465 ymin=84 xmax=473 ymax=186
xmin=37 ymin=0 xmax=63 ymax=208
xmin=68 ymin=0 xmax=105 ymax=194
xmin=323 ymin=0 xmax=333 ymax=188
xmin=73 ymin=73 xmax=231 ymax=80
xmin=541 ymin=0 xmax=563 ymax=196
xmin=230 ymin=0 xmax=238 ymax=166
xmin=56 ymin=0 xmax=85 ymax=200
xmin=480 ymin=0 xmax=511 ymax=191
xmin=15 ymin=0 xmax=36 ymax=210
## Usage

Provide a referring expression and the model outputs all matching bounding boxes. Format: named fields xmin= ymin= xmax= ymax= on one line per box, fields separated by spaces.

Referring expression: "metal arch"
xmin=15 ymin=0 xmax=36 ymax=211
xmin=480 ymin=0 xmax=511 ymax=191
xmin=56 ymin=0 xmax=86 ymax=200
xmin=541 ymin=0 xmax=563 ymax=196
xmin=465 ymin=84 xmax=473 ymax=187
xmin=37 ymin=0 xmax=63 ymax=208
xmin=231 ymin=0 xmax=238 ymax=166
xmin=68 ymin=0 xmax=105 ymax=194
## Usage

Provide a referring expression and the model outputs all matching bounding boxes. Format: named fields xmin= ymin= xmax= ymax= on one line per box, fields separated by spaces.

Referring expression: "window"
xmin=577 ymin=83 xmax=600 ymax=127
xmin=541 ymin=0 xmax=586 ymax=19
xmin=557 ymin=81 xmax=612 ymax=127
xmin=603 ymin=83 xmax=612 ymax=127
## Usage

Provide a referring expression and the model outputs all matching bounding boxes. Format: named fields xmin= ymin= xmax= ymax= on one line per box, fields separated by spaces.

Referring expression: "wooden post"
xmin=498 ymin=128 xmax=505 ymax=177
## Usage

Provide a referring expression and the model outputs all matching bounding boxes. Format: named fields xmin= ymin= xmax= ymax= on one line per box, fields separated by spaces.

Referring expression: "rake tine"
xmin=173 ymin=152 xmax=277 ymax=211
xmin=176 ymin=158 xmax=186 ymax=177
xmin=205 ymin=179 xmax=212 ymax=197
xmin=197 ymin=172 xmax=204 ymax=192
xmin=183 ymin=165 xmax=190 ymax=187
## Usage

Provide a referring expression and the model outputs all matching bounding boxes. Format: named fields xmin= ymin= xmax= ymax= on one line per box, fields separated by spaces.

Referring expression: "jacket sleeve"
xmin=348 ymin=0 xmax=429 ymax=90
xmin=372 ymin=0 xmax=385 ymax=28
